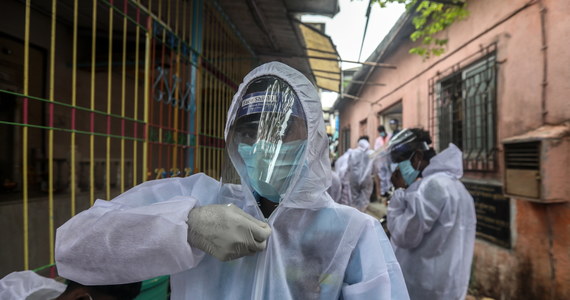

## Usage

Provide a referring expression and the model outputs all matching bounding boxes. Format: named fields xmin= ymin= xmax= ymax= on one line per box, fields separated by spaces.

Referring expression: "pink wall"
xmin=339 ymin=0 xmax=570 ymax=298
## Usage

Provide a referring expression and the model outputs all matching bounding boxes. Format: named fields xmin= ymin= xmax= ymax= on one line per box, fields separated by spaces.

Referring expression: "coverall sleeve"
xmin=0 ymin=271 xmax=67 ymax=300
xmin=341 ymin=219 xmax=410 ymax=299
xmin=55 ymin=173 xmax=220 ymax=285
xmin=335 ymin=151 xmax=350 ymax=179
xmin=387 ymin=178 xmax=449 ymax=249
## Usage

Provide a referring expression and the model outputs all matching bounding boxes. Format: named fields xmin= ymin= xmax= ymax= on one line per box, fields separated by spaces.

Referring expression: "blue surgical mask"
xmin=380 ymin=132 xmax=387 ymax=137
xmin=398 ymin=153 xmax=420 ymax=186
xmin=237 ymin=140 xmax=306 ymax=202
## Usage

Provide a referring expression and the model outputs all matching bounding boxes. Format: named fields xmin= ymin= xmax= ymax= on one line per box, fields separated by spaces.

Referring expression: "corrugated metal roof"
xmin=284 ymin=0 xmax=339 ymax=17
xmin=298 ymin=22 xmax=340 ymax=92
xmin=217 ymin=0 xmax=339 ymax=84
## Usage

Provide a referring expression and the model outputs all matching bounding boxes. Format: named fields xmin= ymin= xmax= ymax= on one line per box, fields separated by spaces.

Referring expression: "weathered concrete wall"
xmin=339 ymin=0 xmax=570 ymax=298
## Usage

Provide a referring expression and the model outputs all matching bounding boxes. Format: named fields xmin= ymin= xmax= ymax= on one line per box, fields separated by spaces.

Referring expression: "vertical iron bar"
xmin=212 ymin=18 xmax=217 ymax=178
xmin=158 ymin=26 xmax=166 ymax=170
xmin=173 ymin=2 xmax=180 ymax=170
xmin=48 ymin=0 xmax=57 ymax=264
xmin=148 ymin=18 xmax=156 ymax=180
xmin=166 ymin=32 xmax=173 ymax=171
xmin=120 ymin=0 xmax=128 ymax=192
xmin=70 ymin=0 xmax=78 ymax=215
xmin=193 ymin=0 xmax=203 ymax=174
xmin=89 ymin=0 xmax=97 ymax=206
xmin=22 ymin=0 xmax=31 ymax=270
xmin=106 ymin=0 xmax=114 ymax=199
xmin=133 ymin=1 xmax=140 ymax=185
xmin=143 ymin=15 xmax=151 ymax=182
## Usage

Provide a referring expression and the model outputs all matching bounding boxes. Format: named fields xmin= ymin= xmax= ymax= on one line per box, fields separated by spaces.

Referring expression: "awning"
xmin=297 ymin=22 xmax=341 ymax=93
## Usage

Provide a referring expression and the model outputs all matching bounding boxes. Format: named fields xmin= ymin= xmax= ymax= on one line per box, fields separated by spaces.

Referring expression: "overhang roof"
xmin=31 ymin=0 xmax=341 ymax=90
xmin=217 ymin=0 xmax=340 ymax=91
xmin=298 ymin=22 xmax=341 ymax=92
xmin=285 ymin=0 xmax=339 ymax=17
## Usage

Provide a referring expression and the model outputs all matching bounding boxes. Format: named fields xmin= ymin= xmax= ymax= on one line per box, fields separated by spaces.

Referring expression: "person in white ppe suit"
xmin=327 ymin=161 xmax=342 ymax=202
xmin=334 ymin=137 xmax=374 ymax=211
xmin=386 ymin=128 xmax=476 ymax=300
xmin=55 ymin=62 xmax=409 ymax=299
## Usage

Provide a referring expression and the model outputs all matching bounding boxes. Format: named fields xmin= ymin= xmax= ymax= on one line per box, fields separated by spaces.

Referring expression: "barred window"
xmin=436 ymin=55 xmax=497 ymax=171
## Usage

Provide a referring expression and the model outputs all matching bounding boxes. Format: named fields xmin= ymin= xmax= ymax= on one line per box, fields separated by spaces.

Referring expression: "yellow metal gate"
xmin=0 ymin=0 xmax=254 ymax=276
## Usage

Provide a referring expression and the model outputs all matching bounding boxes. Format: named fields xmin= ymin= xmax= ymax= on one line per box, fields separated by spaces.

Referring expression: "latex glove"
xmin=187 ymin=204 xmax=271 ymax=261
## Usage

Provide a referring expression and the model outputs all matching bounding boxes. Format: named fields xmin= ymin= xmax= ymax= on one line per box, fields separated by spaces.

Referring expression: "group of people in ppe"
xmin=374 ymin=121 xmax=399 ymax=198
xmin=332 ymin=136 xmax=374 ymax=211
xmin=1 ymin=62 xmax=475 ymax=300
xmin=328 ymin=112 xmax=476 ymax=300
xmin=330 ymin=119 xmax=400 ymax=213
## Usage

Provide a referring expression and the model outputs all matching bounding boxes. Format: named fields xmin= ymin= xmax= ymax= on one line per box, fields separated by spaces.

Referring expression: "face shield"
xmin=227 ymin=76 xmax=308 ymax=203
xmin=383 ymin=129 xmax=430 ymax=164
xmin=380 ymin=129 xmax=430 ymax=187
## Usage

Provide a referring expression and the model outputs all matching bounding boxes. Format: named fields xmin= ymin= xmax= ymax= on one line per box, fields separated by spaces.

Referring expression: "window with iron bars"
xmin=435 ymin=55 xmax=497 ymax=171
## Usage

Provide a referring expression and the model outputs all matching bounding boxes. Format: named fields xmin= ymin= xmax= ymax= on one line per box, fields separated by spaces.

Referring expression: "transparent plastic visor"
xmin=226 ymin=76 xmax=308 ymax=203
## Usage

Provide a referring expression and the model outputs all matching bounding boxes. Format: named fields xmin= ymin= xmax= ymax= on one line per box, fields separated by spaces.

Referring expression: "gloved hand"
xmin=187 ymin=204 xmax=272 ymax=261
xmin=388 ymin=188 xmax=406 ymax=211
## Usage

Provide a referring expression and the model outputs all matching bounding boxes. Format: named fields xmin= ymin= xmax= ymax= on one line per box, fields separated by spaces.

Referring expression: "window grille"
xmin=434 ymin=54 xmax=497 ymax=171
xmin=0 ymin=0 xmax=255 ymax=275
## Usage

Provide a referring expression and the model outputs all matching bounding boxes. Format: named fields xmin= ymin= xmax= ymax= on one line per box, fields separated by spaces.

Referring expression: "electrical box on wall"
xmin=502 ymin=123 xmax=570 ymax=203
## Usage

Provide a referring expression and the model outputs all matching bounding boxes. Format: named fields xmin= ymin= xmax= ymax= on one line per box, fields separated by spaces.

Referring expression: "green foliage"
xmin=374 ymin=0 xmax=469 ymax=59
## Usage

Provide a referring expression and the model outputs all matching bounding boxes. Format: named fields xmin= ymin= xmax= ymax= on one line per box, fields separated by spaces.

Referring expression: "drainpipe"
xmin=539 ymin=0 xmax=548 ymax=125
xmin=538 ymin=3 xmax=555 ymax=296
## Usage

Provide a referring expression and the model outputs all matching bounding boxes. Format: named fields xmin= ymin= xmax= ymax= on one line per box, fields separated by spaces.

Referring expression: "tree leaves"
xmin=373 ymin=0 xmax=469 ymax=59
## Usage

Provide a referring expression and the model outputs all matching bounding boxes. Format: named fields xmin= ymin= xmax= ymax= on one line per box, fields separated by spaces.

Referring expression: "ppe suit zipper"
xmin=251 ymin=203 xmax=281 ymax=299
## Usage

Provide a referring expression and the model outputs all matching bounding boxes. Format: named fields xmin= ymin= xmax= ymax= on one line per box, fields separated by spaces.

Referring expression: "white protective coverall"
xmin=327 ymin=170 xmax=342 ymax=202
xmin=55 ymin=62 xmax=409 ymax=300
xmin=387 ymin=144 xmax=476 ymax=300
xmin=0 ymin=271 xmax=66 ymax=300
xmin=372 ymin=151 xmax=393 ymax=196
xmin=334 ymin=139 xmax=374 ymax=211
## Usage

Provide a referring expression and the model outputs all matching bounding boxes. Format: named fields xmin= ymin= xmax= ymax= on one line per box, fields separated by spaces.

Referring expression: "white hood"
xmin=357 ymin=139 xmax=370 ymax=151
xmin=224 ymin=62 xmax=332 ymax=208
xmin=422 ymin=143 xmax=464 ymax=179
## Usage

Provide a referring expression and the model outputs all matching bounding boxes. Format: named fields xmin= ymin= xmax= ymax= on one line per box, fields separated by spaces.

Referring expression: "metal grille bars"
xmin=0 ymin=0 xmax=254 ymax=276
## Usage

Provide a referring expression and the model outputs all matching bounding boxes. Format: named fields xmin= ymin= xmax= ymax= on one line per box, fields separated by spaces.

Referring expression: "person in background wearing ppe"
xmin=372 ymin=125 xmax=393 ymax=199
xmin=386 ymin=128 xmax=476 ymax=300
xmin=0 ymin=271 xmax=141 ymax=300
xmin=334 ymin=136 xmax=374 ymax=211
xmin=55 ymin=62 xmax=409 ymax=299
xmin=388 ymin=119 xmax=401 ymax=137
xmin=374 ymin=125 xmax=389 ymax=151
